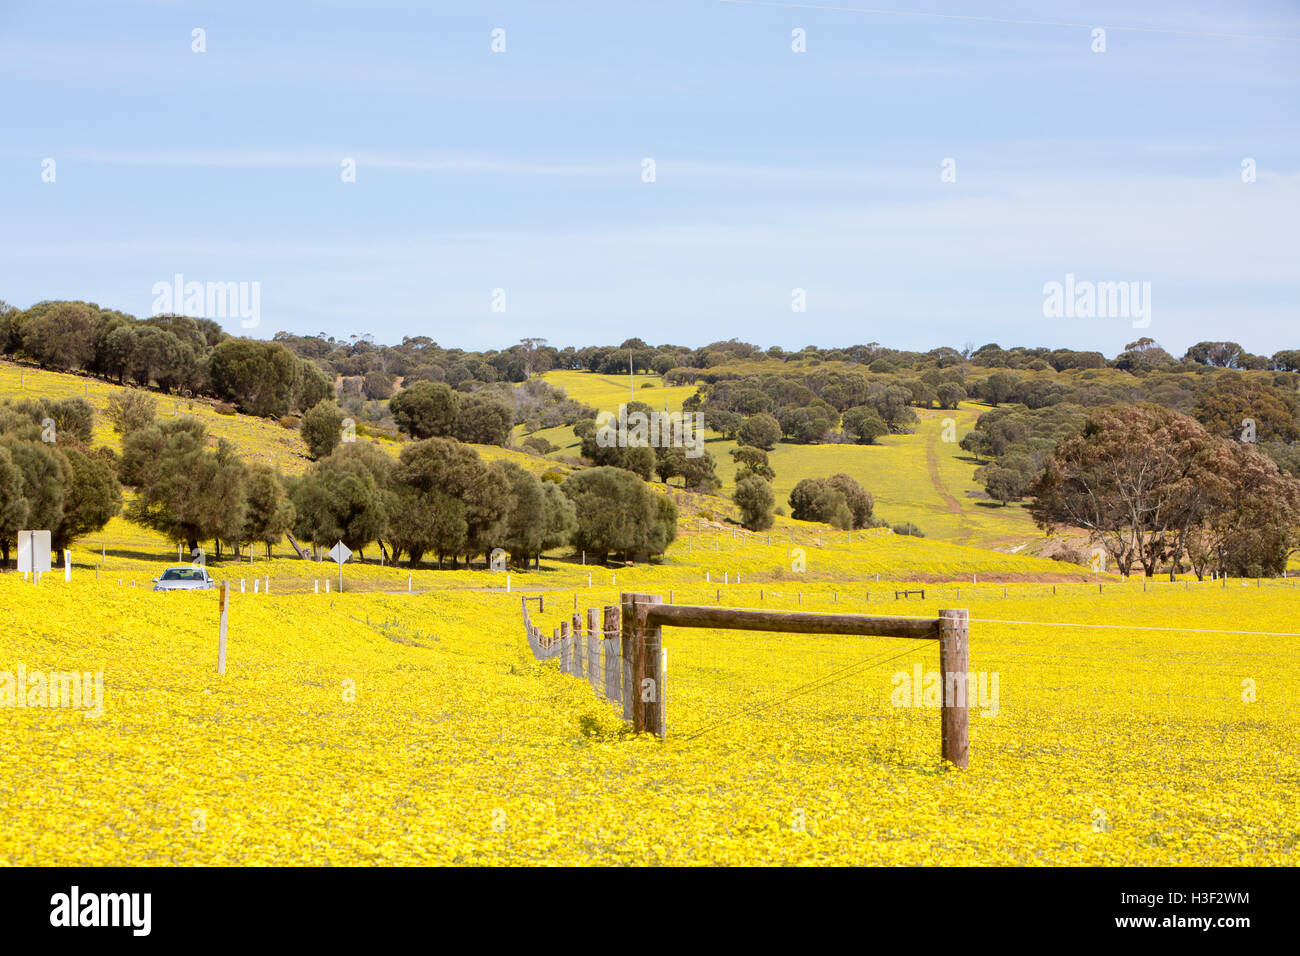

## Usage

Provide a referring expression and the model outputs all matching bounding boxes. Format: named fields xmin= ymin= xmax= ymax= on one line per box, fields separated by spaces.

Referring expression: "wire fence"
xmin=522 ymin=586 xmax=1300 ymax=771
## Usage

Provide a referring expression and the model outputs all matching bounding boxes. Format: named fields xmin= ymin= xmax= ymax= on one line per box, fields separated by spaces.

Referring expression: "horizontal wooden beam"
xmin=641 ymin=603 xmax=940 ymax=639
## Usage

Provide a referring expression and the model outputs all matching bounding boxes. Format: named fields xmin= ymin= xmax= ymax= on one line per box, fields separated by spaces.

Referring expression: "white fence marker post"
xmin=241 ymin=578 xmax=245 ymax=593
xmin=254 ymin=579 xmax=258 ymax=594
xmin=64 ymin=550 xmax=71 ymax=582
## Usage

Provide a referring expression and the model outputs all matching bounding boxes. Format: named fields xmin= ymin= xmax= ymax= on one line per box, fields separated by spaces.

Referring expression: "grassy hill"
xmin=538 ymin=369 xmax=1042 ymax=550
xmin=2 ymin=359 xmax=1063 ymax=573
xmin=0 ymin=359 xmax=549 ymax=479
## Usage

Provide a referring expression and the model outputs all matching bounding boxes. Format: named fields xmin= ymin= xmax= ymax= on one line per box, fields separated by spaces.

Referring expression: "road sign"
xmin=327 ymin=541 xmax=352 ymax=593
xmin=18 ymin=530 xmax=51 ymax=577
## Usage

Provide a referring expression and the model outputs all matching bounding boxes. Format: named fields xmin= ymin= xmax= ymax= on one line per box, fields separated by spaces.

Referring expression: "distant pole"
xmin=63 ymin=550 xmax=71 ymax=582
xmin=217 ymin=583 xmax=229 ymax=675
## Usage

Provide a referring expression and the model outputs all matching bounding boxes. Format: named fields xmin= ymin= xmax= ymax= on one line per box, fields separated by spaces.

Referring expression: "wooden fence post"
xmin=619 ymin=594 xmax=636 ymax=722
xmin=586 ymin=607 xmax=602 ymax=693
xmin=572 ymin=612 xmax=584 ymax=675
xmin=217 ymin=582 xmax=229 ymax=675
xmin=938 ymin=608 xmax=969 ymax=769
xmin=603 ymin=605 xmax=621 ymax=704
xmin=622 ymin=592 xmax=664 ymax=736
xmin=558 ymin=623 xmax=570 ymax=674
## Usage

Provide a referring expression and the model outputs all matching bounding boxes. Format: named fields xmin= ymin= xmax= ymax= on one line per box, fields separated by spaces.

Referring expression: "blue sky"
xmin=1 ymin=0 xmax=1297 ymax=356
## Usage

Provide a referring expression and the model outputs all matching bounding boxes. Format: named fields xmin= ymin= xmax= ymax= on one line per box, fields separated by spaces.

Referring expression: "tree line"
xmin=0 ymin=386 xmax=680 ymax=568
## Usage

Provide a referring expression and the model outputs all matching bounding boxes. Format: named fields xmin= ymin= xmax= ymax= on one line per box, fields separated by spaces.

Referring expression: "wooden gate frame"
xmin=621 ymin=592 xmax=970 ymax=768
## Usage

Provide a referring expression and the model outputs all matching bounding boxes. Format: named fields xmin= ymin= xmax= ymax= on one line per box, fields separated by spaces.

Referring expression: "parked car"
xmin=152 ymin=566 xmax=216 ymax=592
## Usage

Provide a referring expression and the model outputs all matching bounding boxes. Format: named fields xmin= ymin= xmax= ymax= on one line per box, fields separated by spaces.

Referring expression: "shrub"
xmin=733 ymin=476 xmax=775 ymax=531
xmin=789 ymin=474 xmax=876 ymax=529
xmin=561 ymin=467 xmax=678 ymax=562
xmin=301 ymin=400 xmax=346 ymax=460
xmin=105 ymin=390 xmax=158 ymax=436
xmin=737 ymin=413 xmax=781 ymax=450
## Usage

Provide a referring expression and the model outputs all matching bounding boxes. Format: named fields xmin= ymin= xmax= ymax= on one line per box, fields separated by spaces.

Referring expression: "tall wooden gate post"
xmin=938 ymin=608 xmax=969 ymax=768
xmin=621 ymin=592 xmax=664 ymax=735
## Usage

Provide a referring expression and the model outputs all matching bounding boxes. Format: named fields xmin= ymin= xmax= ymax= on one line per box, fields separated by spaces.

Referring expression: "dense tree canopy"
xmin=562 ymin=467 xmax=677 ymax=562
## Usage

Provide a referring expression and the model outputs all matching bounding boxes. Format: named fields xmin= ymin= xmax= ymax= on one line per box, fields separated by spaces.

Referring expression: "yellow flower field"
xmin=2 ymin=571 xmax=1295 ymax=866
